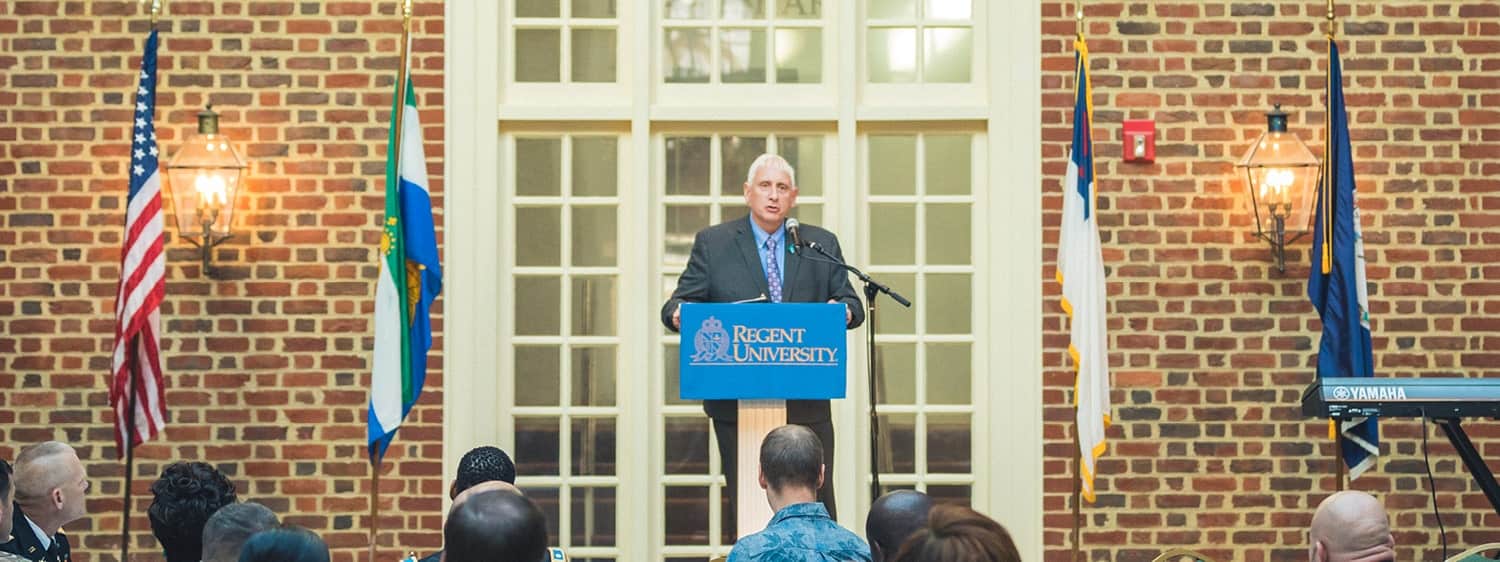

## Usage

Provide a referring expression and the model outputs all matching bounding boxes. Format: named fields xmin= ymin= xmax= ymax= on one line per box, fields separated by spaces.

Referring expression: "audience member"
xmin=420 ymin=447 xmax=522 ymax=562
xmin=728 ymin=425 xmax=871 ymax=562
xmin=442 ymin=490 xmax=550 ymax=562
xmin=865 ymin=490 xmax=933 ymax=562
xmin=452 ymin=446 xmax=518 ymax=499
xmin=1308 ymin=491 xmax=1394 ymax=562
xmin=237 ymin=527 xmax=329 ymax=562
xmin=0 ymin=442 xmax=87 ymax=562
xmin=149 ymin=461 xmax=239 ymax=562
xmin=202 ymin=502 xmax=279 ymax=562
xmin=0 ymin=459 xmax=20 ymax=562
xmin=889 ymin=504 xmax=1019 ymax=562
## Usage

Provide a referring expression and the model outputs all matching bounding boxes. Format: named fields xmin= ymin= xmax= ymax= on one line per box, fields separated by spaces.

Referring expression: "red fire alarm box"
xmin=1123 ymin=119 xmax=1155 ymax=163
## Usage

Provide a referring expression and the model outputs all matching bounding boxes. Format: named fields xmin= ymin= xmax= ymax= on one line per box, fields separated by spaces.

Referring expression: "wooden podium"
xmin=678 ymin=303 xmax=847 ymax=538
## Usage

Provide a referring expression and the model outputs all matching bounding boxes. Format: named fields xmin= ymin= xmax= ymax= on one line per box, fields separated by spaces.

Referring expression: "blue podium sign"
xmin=679 ymin=302 xmax=847 ymax=400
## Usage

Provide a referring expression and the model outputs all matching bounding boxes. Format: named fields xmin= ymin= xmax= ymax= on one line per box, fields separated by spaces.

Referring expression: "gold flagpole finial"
xmin=402 ymin=0 xmax=414 ymax=19
xmin=1325 ymin=0 xmax=1336 ymax=39
xmin=1075 ymin=3 xmax=1084 ymax=40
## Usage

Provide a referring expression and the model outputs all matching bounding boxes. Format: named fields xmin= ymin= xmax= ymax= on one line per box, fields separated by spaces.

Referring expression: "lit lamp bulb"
xmin=1261 ymin=168 xmax=1295 ymax=215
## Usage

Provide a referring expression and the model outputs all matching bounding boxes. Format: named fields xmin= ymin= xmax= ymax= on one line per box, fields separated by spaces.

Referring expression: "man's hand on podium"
xmin=673 ymin=304 xmax=681 ymax=330
xmin=830 ymin=299 xmax=851 ymax=326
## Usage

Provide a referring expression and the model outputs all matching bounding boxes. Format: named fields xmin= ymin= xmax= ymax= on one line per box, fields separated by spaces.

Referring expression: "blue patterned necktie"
xmin=764 ymin=238 xmax=783 ymax=303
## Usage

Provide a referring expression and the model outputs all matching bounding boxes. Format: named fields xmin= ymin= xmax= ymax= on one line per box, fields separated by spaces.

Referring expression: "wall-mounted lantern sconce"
xmin=165 ymin=105 xmax=247 ymax=277
xmin=1235 ymin=104 xmax=1320 ymax=273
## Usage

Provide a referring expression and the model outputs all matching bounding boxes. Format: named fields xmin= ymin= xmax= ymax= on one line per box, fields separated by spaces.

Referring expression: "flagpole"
xmin=1323 ymin=0 xmax=1345 ymax=494
xmin=122 ymin=339 xmax=139 ymax=562
xmin=370 ymin=3 xmax=414 ymax=561
xmin=1071 ymin=4 xmax=1086 ymax=561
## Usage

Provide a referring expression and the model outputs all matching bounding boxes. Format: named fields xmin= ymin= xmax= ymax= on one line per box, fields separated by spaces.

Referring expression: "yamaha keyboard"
xmin=1303 ymin=376 xmax=1500 ymax=518
xmin=1301 ymin=377 xmax=1500 ymax=418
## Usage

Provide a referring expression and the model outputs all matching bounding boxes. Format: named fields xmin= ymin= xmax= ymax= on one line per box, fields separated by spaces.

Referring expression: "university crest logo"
xmin=691 ymin=316 xmax=732 ymax=363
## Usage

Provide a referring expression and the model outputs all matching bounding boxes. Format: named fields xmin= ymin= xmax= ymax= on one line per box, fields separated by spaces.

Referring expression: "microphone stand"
xmin=796 ymin=240 xmax=911 ymax=503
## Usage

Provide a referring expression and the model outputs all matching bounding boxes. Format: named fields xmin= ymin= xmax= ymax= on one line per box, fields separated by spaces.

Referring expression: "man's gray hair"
xmin=745 ymin=153 xmax=797 ymax=187
xmin=201 ymin=502 xmax=280 ymax=562
xmin=13 ymin=441 xmax=75 ymax=503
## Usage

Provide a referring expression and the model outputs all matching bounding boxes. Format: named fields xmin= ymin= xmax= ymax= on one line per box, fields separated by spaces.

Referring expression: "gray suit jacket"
xmin=661 ymin=216 xmax=864 ymax=423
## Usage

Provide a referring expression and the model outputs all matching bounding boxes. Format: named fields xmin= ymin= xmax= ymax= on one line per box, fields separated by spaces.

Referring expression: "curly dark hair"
xmin=148 ymin=462 xmax=239 ymax=562
xmin=453 ymin=446 xmax=516 ymax=495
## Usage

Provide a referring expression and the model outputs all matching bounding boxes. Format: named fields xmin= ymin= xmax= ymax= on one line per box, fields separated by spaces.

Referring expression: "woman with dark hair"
xmin=237 ymin=527 xmax=330 ymax=562
xmin=890 ymin=504 xmax=1021 ymax=562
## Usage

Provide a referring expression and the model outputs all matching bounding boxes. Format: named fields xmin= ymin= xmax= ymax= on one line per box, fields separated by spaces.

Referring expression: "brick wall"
xmin=1041 ymin=1 xmax=1500 ymax=560
xmin=0 ymin=2 xmax=446 ymax=561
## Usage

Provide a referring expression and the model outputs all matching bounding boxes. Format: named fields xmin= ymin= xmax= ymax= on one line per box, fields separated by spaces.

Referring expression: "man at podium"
xmin=661 ymin=153 xmax=864 ymax=521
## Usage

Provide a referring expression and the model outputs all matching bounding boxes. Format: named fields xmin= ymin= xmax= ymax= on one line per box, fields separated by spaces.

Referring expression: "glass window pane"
xmin=665 ymin=487 xmax=710 ymax=545
xmin=927 ymin=484 xmax=972 ymax=507
xmin=572 ymin=28 xmax=618 ymax=82
xmin=517 ymin=417 xmax=562 ymax=475
xmin=517 ymin=29 xmax=562 ymax=82
xmin=868 ymin=27 xmax=917 ymax=83
xmin=573 ymin=206 xmax=618 ymax=267
xmin=517 ymin=138 xmax=562 ymax=197
xmin=570 ymin=487 xmax=617 ymax=547
xmin=774 ymin=29 xmax=821 ymax=83
xmin=666 ymin=137 xmax=712 ymax=195
xmin=518 ymin=0 xmax=561 ymax=17
xmin=869 ymin=204 xmax=915 ymax=265
xmin=924 ymin=342 xmax=970 ymax=405
xmin=664 ymin=416 xmax=711 ymax=474
xmin=925 ymin=203 xmax=970 ymax=265
xmin=924 ymin=134 xmax=971 ymax=195
xmin=664 ymin=0 xmax=712 ymax=18
xmin=663 ymin=343 xmax=690 ymax=404
xmin=665 ymin=28 xmax=712 ymax=83
xmin=869 ymin=135 xmax=916 ymax=195
xmin=875 ymin=342 xmax=915 ymax=405
xmin=926 ymin=413 xmax=971 ymax=473
xmin=571 ymin=418 xmax=617 ymax=475
xmin=516 ymin=276 xmax=561 ymax=335
xmin=923 ymin=27 xmax=971 ymax=83
xmin=791 ymin=203 xmax=821 ymax=224
xmin=778 ymin=136 xmax=822 ymax=196
xmin=572 ymin=0 xmax=616 ymax=17
xmin=721 ymin=0 xmax=763 ymax=19
xmin=665 ymin=205 xmax=711 ymax=262
xmin=776 ymin=0 xmax=822 ymax=18
xmin=722 ymin=136 xmax=769 ymax=193
xmin=571 ymin=346 xmax=617 ymax=406
xmin=925 ymin=0 xmax=970 ymax=19
xmin=868 ymin=0 xmax=916 ymax=19
xmin=572 ymin=276 xmax=617 ymax=336
xmin=925 ymin=273 xmax=970 ymax=334
xmin=523 ymin=487 xmax=562 ymax=545
xmin=515 ymin=345 xmax=561 ymax=406
xmin=720 ymin=28 xmax=767 ymax=83
xmin=875 ymin=272 xmax=915 ymax=334
xmin=573 ymin=137 xmax=619 ymax=197
xmin=517 ymin=207 xmax=562 ymax=266
xmin=878 ymin=412 xmax=916 ymax=473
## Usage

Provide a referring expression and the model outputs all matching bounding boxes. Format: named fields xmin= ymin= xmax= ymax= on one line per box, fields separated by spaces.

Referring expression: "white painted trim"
xmin=984 ymin=0 xmax=1043 ymax=559
xmin=443 ymin=0 xmax=504 ymax=515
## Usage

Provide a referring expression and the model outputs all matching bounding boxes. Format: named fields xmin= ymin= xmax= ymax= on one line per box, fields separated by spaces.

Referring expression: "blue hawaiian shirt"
xmin=727 ymin=502 xmax=873 ymax=562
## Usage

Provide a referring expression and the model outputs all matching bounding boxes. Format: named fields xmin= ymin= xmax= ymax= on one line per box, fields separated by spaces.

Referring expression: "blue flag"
xmin=1308 ymin=39 xmax=1377 ymax=479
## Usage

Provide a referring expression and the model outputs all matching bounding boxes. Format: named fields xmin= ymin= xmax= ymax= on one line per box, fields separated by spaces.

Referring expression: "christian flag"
xmin=367 ymin=54 xmax=443 ymax=464
xmin=1057 ymin=38 xmax=1110 ymax=503
xmin=110 ymin=30 xmax=168 ymax=456
xmin=1308 ymin=39 xmax=1378 ymax=479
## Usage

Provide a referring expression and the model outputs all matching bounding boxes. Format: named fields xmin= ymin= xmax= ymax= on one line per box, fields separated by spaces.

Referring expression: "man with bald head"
xmin=1308 ymin=491 xmax=1394 ymax=562
xmin=865 ymin=490 xmax=933 ymax=562
xmin=0 ymin=442 xmax=88 ymax=562
xmin=442 ymin=489 xmax=550 ymax=562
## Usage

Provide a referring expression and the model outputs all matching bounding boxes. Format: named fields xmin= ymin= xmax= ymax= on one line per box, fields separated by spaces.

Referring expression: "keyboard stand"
xmin=1432 ymin=418 xmax=1500 ymax=518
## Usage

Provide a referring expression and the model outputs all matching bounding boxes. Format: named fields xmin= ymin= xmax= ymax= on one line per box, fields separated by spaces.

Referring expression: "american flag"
xmin=110 ymin=29 xmax=167 ymax=456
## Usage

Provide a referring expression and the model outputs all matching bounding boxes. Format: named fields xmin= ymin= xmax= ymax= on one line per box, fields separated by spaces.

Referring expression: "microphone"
xmin=785 ymin=218 xmax=804 ymax=253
